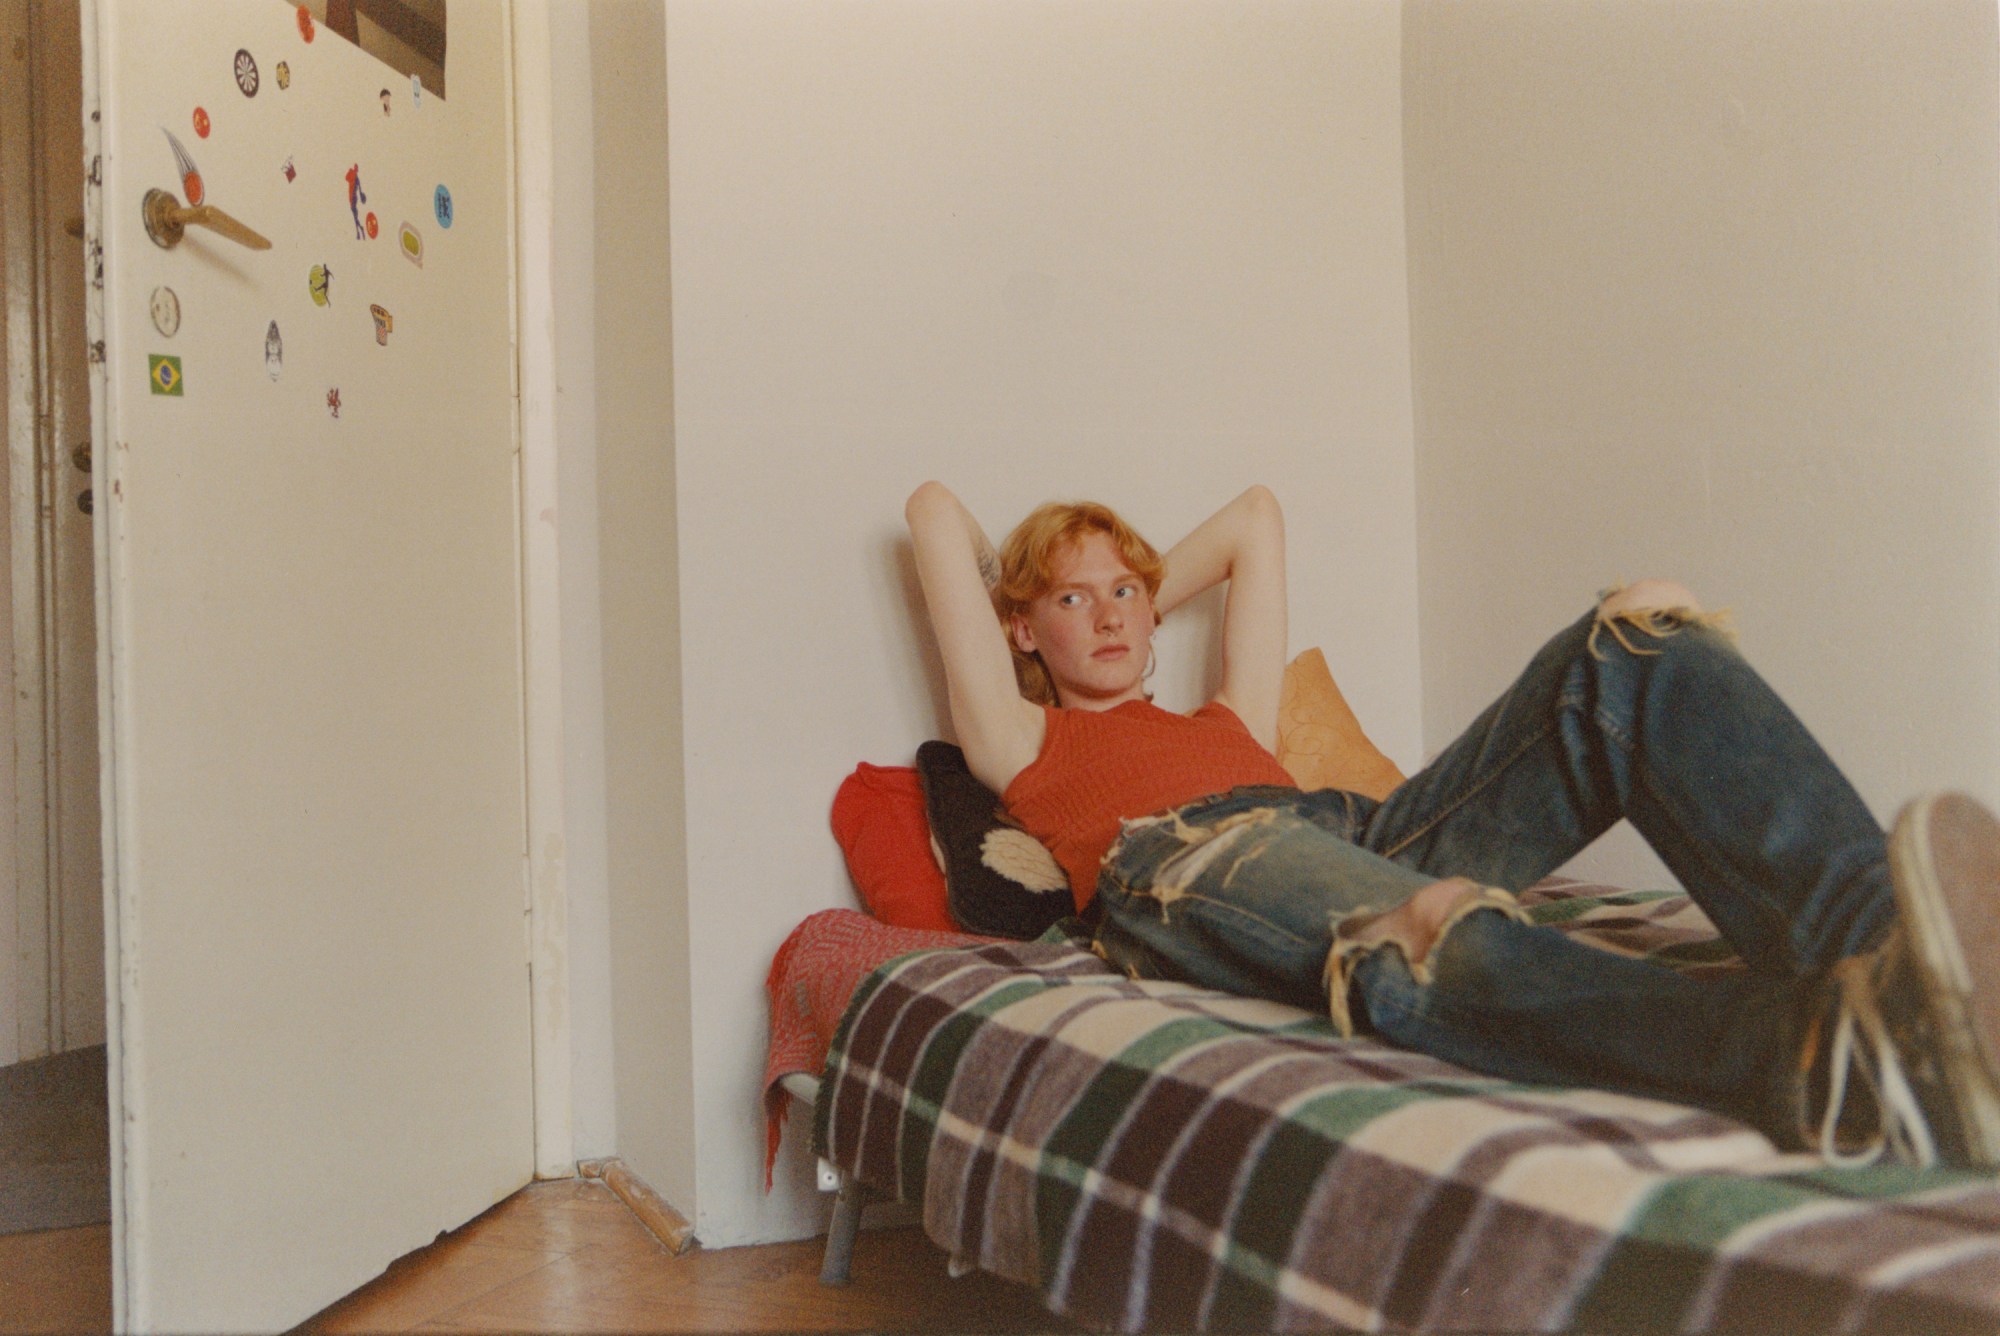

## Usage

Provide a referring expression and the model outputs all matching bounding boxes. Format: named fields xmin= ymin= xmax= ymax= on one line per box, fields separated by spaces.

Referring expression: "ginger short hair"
xmin=995 ymin=501 xmax=1165 ymax=706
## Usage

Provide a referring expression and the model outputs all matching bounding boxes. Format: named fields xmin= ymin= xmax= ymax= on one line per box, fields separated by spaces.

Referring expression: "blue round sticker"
xmin=434 ymin=184 xmax=453 ymax=229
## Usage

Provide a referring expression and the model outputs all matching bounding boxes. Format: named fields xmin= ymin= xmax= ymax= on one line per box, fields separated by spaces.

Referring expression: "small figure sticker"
xmin=297 ymin=5 xmax=314 ymax=42
xmin=276 ymin=61 xmax=291 ymax=90
xmin=345 ymin=164 xmax=367 ymax=240
xmin=379 ymin=88 xmax=392 ymax=116
xmin=234 ymin=50 xmax=258 ymax=97
xmin=326 ymin=387 xmax=341 ymax=419
xmin=365 ymin=212 xmax=379 ymax=239
xmin=433 ymin=184 xmax=453 ymax=229
xmin=282 ymin=156 xmax=296 ymax=183
xmin=308 ymin=263 xmax=332 ymax=306
xmin=149 ymin=286 xmax=180 ymax=338
xmin=148 ymin=355 xmax=183 ymax=397
xmin=163 ymin=129 xmax=203 ymax=206
xmin=265 ymin=321 xmax=283 ymax=380
xmin=192 ymin=106 xmax=210 ymax=139
xmin=370 ymin=305 xmax=393 ymax=346
xmin=398 ymin=222 xmax=422 ymax=267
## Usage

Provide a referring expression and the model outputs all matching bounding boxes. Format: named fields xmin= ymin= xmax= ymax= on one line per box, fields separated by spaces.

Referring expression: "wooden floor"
xmin=0 ymin=1179 xmax=1070 ymax=1334
xmin=0 ymin=1225 xmax=111 ymax=1334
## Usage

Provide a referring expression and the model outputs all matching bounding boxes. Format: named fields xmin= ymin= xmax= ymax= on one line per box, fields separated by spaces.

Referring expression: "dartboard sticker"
xmin=235 ymin=49 xmax=259 ymax=97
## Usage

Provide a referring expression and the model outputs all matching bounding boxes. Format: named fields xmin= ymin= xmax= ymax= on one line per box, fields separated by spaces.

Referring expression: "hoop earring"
xmin=1144 ymin=643 xmax=1157 ymax=681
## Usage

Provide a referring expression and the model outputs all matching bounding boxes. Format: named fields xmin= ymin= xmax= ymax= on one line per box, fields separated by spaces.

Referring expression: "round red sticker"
xmin=192 ymin=107 xmax=210 ymax=138
xmin=365 ymin=212 xmax=379 ymax=239
xmin=297 ymin=5 xmax=315 ymax=42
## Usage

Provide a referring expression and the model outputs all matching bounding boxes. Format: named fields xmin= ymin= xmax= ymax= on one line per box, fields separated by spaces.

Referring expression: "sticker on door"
xmin=148 ymin=355 xmax=183 ymax=396
xmin=163 ymin=129 xmax=203 ymax=206
xmin=149 ymin=287 xmax=179 ymax=338
xmin=346 ymin=165 xmax=368 ymax=239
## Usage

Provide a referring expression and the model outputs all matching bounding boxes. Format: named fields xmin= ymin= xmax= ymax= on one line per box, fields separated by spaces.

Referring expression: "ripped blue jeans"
xmin=1091 ymin=604 xmax=1895 ymax=1143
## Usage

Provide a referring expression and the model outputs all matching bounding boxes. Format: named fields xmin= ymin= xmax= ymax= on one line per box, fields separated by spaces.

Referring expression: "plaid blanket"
xmin=815 ymin=883 xmax=2000 ymax=1333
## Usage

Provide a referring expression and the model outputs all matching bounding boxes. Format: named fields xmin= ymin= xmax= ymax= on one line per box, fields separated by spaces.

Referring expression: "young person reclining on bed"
xmin=905 ymin=479 xmax=2000 ymax=1169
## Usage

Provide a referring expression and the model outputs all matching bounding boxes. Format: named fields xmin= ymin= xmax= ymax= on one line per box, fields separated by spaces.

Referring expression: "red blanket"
xmin=763 ymin=908 xmax=997 ymax=1185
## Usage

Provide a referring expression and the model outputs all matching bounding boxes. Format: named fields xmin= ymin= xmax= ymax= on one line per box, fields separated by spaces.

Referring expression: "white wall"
xmin=573 ymin=0 xmax=2000 ymax=1252
xmin=663 ymin=0 xmax=1419 ymax=1245
xmin=541 ymin=0 xmax=618 ymax=1167
xmin=589 ymin=0 xmax=699 ymax=1211
xmin=1404 ymin=0 xmax=2000 ymax=888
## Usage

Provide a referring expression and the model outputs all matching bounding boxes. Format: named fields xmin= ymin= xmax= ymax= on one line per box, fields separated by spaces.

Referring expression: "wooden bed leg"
xmin=819 ymin=1169 xmax=868 ymax=1287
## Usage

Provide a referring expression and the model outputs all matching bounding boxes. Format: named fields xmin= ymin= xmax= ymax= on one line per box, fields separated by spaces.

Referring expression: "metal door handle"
xmin=141 ymin=189 xmax=271 ymax=251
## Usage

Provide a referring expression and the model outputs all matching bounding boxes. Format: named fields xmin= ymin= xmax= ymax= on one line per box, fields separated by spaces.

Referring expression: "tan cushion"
xmin=1275 ymin=648 xmax=1406 ymax=800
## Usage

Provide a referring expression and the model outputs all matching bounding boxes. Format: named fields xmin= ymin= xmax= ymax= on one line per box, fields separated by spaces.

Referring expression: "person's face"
xmin=1010 ymin=532 xmax=1155 ymax=709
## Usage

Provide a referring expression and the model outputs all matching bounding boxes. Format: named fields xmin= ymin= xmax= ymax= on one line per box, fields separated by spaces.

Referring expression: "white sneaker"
xmin=1820 ymin=792 xmax=2000 ymax=1168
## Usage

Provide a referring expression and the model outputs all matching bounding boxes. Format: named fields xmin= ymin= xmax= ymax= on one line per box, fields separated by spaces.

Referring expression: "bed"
xmin=767 ymin=885 xmax=2000 ymax=1333
xmin=766 ymin=654 xmax=2000 ymax=1331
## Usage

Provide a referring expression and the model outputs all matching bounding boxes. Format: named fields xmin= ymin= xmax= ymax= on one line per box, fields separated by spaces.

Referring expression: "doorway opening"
xmin=0 ymin=0 xmax=110 ymax=1319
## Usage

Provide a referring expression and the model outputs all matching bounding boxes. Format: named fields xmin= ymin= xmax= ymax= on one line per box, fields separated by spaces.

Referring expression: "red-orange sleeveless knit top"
xmin=1001 ymin=699 xmax=1298 ymax=912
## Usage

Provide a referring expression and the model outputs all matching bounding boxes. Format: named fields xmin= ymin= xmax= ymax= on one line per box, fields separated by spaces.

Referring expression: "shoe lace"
xmin=1821 ymin=956 xmax=1940 ymax=1168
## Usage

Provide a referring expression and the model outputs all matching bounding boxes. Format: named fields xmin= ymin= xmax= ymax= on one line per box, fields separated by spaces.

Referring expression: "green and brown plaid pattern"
xmin=816 ymin=882 xmax=2000 ymax=1333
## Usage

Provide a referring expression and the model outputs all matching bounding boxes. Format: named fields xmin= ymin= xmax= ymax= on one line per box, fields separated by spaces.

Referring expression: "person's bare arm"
xmin=1156 ymin=485 xmax=1287 ymax=751
xmin=904 ymin=482 xmax=1045 ymax=793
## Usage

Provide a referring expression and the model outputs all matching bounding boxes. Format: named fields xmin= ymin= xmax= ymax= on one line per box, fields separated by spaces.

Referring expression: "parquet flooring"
xmin=307 ymin=1178 xmax=1068 ymax=1333
xmin=0 ymin=1224 xmax=111 ymax=1334
xmin=2 ymin=1178 xmax=1068 ymax=1333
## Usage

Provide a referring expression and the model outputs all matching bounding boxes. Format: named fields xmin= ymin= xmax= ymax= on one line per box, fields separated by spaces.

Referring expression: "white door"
xmin=81 ymin=1 xmax=534 ymax=1330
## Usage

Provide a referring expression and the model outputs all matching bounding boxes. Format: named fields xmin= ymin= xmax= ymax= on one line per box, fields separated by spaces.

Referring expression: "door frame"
xmin=511 ymin=0 xmax=578 ymax=1183
xmin=1 ymin=0 xmax=93 ymax=1069
xmin=76 ymin=0 xmax=578 ymax=1323
xmin=0 ymin=0 xmax=43 ymax=1066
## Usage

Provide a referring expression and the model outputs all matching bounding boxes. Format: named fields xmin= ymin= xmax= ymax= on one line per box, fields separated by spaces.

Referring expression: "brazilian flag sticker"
xmin=149 ymin=354 xmax=183 ymax=396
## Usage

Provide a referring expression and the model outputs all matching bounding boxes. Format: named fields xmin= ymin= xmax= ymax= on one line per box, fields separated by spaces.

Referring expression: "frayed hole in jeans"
xmin=1588 ymin=581 xmax=1737 ymax=660
xmin=1119 ymin=807 xmax=1280 ymax=914
xmin=1322 ymin=882 xmax=1530 ymax=1038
